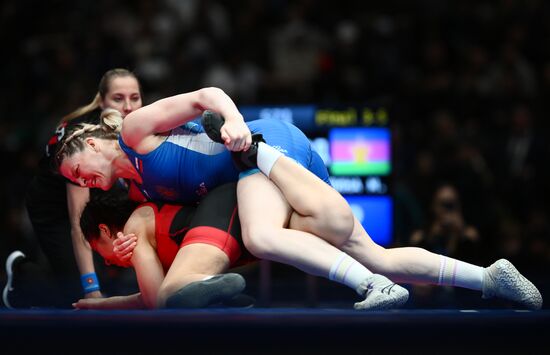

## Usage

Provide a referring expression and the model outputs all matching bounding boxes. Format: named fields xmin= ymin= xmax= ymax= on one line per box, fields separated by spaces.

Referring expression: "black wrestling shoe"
xmin=201 ymin=110 xmax=265 ymax=171
xmin=2 ymin=250 xmax=25 ymax=309
xmin=165 ymin=273 xmax=246 ymax=309
xmin=201 ymin=110 xmax=225 ymax=144
xmin=231 ymin=133 xmax=265 ymax=171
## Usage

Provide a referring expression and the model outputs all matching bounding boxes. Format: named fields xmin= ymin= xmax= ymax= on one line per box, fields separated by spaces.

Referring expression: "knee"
xmin=313 ymin=199 xmax=354 ymax=243
xmin=241 ymin=225 xmax=280 ymax=260
xmin=324 ymin=204 xmax=355 ymax=240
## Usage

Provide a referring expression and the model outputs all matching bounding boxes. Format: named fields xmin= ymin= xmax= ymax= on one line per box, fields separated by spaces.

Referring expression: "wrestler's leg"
xmin=344 ymin=219 xmax=541 ymax=308
xmin=158 ymin=182 xmax=252 ymax=309
xmin=237 ymin=172 xmax=408 ymax=310
xmin=270 ymin=155 xmax=355 ymax=247
xmin=258 ymin=147 xmax=460 ymax=285
xmin=257 ymin=144 xmax=542 ymax=309
xmin=201 ymin=111 xmax=354 ymax=246
xmin=157 ymin=243 xmax=241 ymax=308
xmin=270 ymin=159 xmax=449 ymax=283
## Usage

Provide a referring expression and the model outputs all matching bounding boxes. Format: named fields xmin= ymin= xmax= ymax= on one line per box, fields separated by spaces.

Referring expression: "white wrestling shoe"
xmin=354 ymin=274 xmax=409 ymax=310
xmin=482 ymin=259 xmax=543 ymax=310
xmin=2 ymin=250 xmax=25 ymax=309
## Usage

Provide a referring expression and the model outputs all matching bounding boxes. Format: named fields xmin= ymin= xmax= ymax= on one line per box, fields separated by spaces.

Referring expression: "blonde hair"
xmin=60 ymin=68 xmax=141 ymax=123
xmin=61 ymin=93 xmax=102 ymax=122
xmin=100 ymin=108 xmax=124 ymax=132
xmin=54 ymin=108 xmax=124 ymax=170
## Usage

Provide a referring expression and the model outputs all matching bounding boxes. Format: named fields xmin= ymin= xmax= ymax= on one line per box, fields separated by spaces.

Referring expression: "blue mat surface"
xmin=1 ymin=308 xmax=547 ymax=354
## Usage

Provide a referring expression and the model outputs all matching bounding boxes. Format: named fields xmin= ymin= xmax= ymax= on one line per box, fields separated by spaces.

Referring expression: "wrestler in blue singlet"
xmin=119 ymin=118 xmax=330 ymax=205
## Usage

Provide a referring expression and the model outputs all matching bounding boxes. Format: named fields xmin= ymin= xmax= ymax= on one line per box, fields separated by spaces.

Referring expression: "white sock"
xmin=329 ymin=252 xmax=373 ymax=291
xmin=257 ymin=142 xmax=283 ymax=178
xmin=437 ymin=255 xmax=483 ymax=291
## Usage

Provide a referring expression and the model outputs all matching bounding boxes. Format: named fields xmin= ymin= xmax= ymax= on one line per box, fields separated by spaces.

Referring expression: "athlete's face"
xmin=59 ymin=139 xmax=117 ymax=190
xmin=101 ymin=76 xmax=142 ymax=118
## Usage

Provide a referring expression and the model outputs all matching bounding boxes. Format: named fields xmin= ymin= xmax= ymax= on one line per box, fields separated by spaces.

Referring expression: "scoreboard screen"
xmin=329 ymin=127 xmax=391 ymax=176
xmin=239 ymin=105 xmax=393 ymax=246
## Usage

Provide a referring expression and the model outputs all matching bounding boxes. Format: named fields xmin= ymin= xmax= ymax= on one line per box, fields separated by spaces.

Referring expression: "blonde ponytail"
xmin=60 ymin=93 xmax=102 ymax=123
xmin=100 ymin=108 xmax=123 ymax=133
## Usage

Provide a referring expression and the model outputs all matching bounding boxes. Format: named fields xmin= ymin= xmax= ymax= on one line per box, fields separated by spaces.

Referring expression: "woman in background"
xmin=4 ymin=69 xmax=143 ymax=308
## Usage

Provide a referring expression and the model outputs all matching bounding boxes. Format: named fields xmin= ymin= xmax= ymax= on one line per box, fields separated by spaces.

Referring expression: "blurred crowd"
xmin=0 ymin=0 xmax=548 ymax=307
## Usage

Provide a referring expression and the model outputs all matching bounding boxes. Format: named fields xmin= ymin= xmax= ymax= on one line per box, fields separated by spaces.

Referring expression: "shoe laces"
xmin=365 ymin=281 xmax=396 ymax=295
xmin=381 ymin=283 xmax=397 ymax=295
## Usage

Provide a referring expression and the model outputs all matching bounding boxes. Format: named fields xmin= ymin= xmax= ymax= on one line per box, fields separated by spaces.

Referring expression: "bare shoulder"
xmin=121 ymin=109 xmax=167 ymax=155
xmin=123 ymin=204 xmax=155 ymax=237
xmin=120 ymin=103 xmax=160 ymax=148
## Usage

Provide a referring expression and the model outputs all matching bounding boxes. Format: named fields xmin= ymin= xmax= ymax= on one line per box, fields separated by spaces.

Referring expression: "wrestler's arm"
xmin=121 ymin=87 xmax=250 ymax=151
xmin=66 ymin=183 xmax=102 ymax=298
xmin=125 ymin=206 xmax=165 ymax=309
xmin=78 ymin=207 xmax=164 ymax=309
xmin=73 ymin=293 xmax=145 ymax=310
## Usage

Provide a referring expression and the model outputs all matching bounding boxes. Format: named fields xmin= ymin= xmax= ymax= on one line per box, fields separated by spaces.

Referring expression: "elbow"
xmin=197 ymin=87 xmax=226 ymax=105
xmin=200 ymin=86 xmax=225 ymax=96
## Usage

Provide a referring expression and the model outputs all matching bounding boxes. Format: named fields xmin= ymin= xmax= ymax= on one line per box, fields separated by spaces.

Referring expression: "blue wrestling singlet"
xmin=119 ymin=118 xmax=330 ymax=204
xmin=119 ymin=123 xmax=239 ymax=204
xmin=247 ymin=119 xmax=331 ymax=186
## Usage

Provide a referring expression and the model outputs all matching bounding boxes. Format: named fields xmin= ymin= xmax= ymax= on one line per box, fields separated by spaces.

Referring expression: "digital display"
xmin=329 ymin=127 xmax=391 ymax=176
xmin=239 ymin=105 xmax=394 ymax=246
